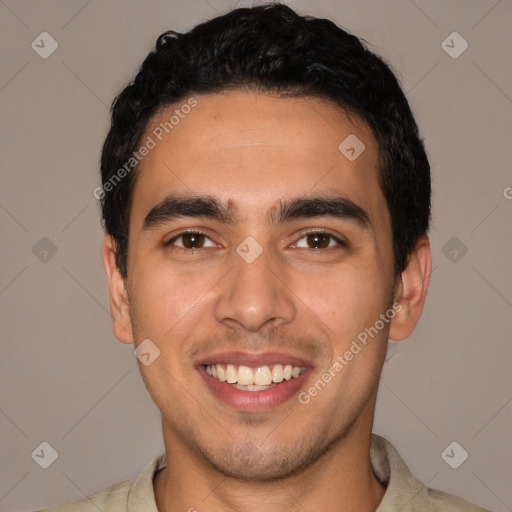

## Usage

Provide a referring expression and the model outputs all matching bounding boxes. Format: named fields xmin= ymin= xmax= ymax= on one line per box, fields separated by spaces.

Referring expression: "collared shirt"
xmin=36 ymin=434 xmax=492 ymax=511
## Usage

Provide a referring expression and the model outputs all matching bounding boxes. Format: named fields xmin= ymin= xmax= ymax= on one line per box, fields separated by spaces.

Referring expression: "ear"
xmin=102 ymin=235 xmax=134 ymax=344
xmin=388 ymin=236 xmax=432 ymax=341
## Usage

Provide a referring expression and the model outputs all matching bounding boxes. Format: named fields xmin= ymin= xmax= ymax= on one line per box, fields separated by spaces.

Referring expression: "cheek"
xmin=129 ymin=257 xmax=223 ymax=341
xmin=301 ymin=264 xmax=390 ymax=342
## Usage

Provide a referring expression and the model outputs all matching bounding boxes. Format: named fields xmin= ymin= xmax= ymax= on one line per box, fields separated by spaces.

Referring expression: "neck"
xmin=154 ymin=403 xmax=385 ymax=512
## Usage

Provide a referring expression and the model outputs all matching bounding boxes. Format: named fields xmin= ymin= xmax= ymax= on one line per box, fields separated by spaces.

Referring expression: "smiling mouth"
xmin=204 ymin=363 xmax=306 ymax=391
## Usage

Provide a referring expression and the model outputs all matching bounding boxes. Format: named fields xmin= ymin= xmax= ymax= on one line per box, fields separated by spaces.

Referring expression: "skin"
xmin=103 ymin=90 xmax=431 ymax=512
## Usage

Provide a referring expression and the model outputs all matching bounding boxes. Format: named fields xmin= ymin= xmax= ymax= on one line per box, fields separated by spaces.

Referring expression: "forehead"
xmin=131 ymin=90 xmax=387 ymax=227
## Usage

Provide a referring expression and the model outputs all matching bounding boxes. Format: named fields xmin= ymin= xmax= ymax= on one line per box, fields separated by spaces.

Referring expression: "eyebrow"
xmin=271 ymin=195 xmax=370 ymax=229
xmin=143 ymin=195 xmax=238 ymax=230
xmin=142 ymin=193 xmax=371 ymax=231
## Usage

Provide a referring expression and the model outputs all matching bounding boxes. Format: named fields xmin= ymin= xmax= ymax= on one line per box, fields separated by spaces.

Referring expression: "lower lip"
xmin=198 ymin=366 xmax=311 ymax=412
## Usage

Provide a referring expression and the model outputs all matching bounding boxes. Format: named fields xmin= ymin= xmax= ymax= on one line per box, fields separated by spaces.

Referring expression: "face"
xmin=109 ymin=90 xmax=402 ymax=480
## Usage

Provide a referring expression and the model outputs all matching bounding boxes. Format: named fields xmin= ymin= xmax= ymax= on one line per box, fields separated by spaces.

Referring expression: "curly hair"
xmin=100 ymin=3 xmax=431 ymax=278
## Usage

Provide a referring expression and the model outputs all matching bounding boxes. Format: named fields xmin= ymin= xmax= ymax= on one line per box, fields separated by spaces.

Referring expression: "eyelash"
xmin=165 ymin=230 xmax=217 ymax=249
xmin=293 ymin=230 xmax=347 ymax=249
xmin=165 ymin=229 xmax=347 ymax=250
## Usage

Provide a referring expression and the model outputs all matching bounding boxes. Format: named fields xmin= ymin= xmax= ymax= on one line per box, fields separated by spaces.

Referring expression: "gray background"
xmin=1 ymin=0 xmax=511 ymax=510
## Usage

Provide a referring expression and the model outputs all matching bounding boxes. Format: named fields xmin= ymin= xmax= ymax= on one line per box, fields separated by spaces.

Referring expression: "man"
xmin=39 ymin=3 xmax=491 ymax=511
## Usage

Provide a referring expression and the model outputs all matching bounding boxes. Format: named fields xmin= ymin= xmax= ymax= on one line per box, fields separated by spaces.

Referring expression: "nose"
xmin=213 ymin=246 xmax=296 ymax=333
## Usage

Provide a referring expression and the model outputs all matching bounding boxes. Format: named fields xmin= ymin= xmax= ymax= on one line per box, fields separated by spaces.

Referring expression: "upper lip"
xmin=194 ymin=351 xmax=313 ymax=368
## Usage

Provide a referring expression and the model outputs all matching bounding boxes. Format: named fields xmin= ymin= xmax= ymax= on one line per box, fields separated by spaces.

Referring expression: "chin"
xmin=197 ymin=435 xmax=329 ymax=482
xmin=207 ymin=457 xmax=303 ymax=482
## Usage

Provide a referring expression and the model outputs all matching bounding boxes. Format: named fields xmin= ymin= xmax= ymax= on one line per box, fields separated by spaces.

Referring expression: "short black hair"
xmin=99 ymin=3 xmax=430 ymax=278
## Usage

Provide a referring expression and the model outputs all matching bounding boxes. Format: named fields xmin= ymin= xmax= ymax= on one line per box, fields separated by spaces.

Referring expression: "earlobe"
xmin=102 ymin=236 xmax=134 ymax=344
xmin=388 ymin=236 xmax=432 ymax=341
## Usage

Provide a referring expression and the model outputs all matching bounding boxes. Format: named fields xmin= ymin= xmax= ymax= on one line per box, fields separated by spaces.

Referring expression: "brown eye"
xmin=306 ymin=233 xmax=330 ymax=249
xmin=295 ymin=231 xmax=345 ymax=249
xmin=167 ymin=231 xmax=216 ymax=249
xmin=181 ymin=233 xmax=205 ymax=248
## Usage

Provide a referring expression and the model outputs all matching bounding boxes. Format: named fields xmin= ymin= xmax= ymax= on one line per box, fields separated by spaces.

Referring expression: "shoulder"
xmin=34 ymin=451 xmax=166 ymax=512
xmin=34 ymin=479 xmax=132 ymax=511
xmin=371 ymin=434 xmax=493 ymax=512
xmin=426 ymin=487 xmax=493 ymax=511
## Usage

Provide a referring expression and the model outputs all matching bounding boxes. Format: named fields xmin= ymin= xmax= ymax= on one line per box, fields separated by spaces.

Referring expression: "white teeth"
xmin=233 ymin=383 xmax=273 ymax=391
xmin=292 ymin=366 xmax=302 ymax=378
xmin=237 ymin=365 xmax=253 ymax=386
xmin=254 ymin=366 xmax=272 ymax=386
xmin=205 ymin=363 xmax=305 ymax=387
xmin=272 ymin=364 xmax=284 ymax=383
xmin=216 ymin=364 xmax=226 ymax=382
xmin=226 ymin=364 xmax=237 ymax=383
